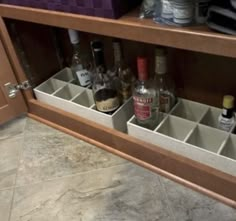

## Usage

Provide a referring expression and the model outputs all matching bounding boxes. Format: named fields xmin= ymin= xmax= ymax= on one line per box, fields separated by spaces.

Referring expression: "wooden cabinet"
xmin=0 ymin=4 xmax=236 ymax=208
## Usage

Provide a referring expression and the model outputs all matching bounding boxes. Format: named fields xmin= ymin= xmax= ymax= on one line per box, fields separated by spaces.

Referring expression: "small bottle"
xmin=68 ymin=29 xmax=92 ymax=87
xmin=218 ymin=95 xmax=235 ymax=132
xmin=91 ymin=40 xmax=120 ymax=115
xmin=155 ymin=47 xmax=176 ymax=113
xmin=133 ymin=57 xmax=159 ymax=129
xmin=112 ymin=39 xmax=133 ymax=104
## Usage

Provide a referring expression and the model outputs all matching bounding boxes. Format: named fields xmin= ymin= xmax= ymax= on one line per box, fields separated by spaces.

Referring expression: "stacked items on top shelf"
xmin=0 ymin=0 xmax=142 ymax=19
xmin=140 ymin=0 xmax=211 ymax=26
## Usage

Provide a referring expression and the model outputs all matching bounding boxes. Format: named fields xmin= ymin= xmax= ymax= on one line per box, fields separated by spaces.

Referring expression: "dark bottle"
xmin=91 ymin=41 xmax=120 ymax=115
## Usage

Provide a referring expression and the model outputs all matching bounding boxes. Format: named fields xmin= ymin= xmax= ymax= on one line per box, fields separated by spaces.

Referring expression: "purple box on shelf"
xmin=0 ymin=0 xmax=142 ymax=19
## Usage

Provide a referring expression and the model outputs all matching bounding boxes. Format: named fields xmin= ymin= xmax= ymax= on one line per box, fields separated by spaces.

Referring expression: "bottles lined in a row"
xmin=68 ymin=29 xmax=176 ymax=127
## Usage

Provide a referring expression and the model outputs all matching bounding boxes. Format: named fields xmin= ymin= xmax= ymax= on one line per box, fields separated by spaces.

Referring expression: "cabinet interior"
xmin=5 ymin=18 xmax=236 ymax=109
xmin=3 ymin=17 xmax=236 ymax=205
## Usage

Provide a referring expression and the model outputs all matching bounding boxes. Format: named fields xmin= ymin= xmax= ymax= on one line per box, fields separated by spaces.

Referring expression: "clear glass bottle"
xmin=112 ymin=39 xmax=133 ymax=104
xmin=173 ymin=0 xmax=194 ymax=25
xmin=218 ymin=95 xmax=235 ymax=132
xmin=155 ymin=47 xmax=176 ymax=113
xmin=91 ymin=40 xmax=120 ymax=115
xmin=133 ymin=57 xmax=159 ymax=129
xmin=68 ymin=29 xmax=92 ymax=87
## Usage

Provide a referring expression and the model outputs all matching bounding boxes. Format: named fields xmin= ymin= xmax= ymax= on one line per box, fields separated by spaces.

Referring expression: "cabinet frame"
xmin=0 ymin=4 xmax=236 ymax=208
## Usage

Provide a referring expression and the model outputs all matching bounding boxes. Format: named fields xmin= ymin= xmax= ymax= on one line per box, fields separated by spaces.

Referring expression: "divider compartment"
xmin=54 ymin=84 xmax=85 ymax=100
xmin=186 ymin=125 xmax=228 ymax=153
xmin=35 ymin=78 xmax=66 ymax=95
xmin=200 ymin=107 xmax=222 ymax=129
xmin=220 ymin=135 xmax=236 ymax=160
xmin=72 ymin=89 xmax=94 ymax=108
xmin=171 ymin=99 xmax=208 ymax=122
xmin=156 ymin=116 xmax=196 ymax=141
xmin=53 ymin=68 xmax=74 ymax=83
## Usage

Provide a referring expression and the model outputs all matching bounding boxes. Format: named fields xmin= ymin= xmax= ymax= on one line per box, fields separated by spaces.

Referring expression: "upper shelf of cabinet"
xmin=0 ymin=4 xmax=236 ymax=58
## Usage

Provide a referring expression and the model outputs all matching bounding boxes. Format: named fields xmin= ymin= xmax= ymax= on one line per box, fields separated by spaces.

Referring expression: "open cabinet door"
xmin=0 ymin=34 xmax=27 ymax=124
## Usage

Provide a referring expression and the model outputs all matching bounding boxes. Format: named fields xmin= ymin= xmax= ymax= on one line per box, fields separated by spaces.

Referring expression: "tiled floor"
xmin=0 ymin=116 xmax=236 ymax=221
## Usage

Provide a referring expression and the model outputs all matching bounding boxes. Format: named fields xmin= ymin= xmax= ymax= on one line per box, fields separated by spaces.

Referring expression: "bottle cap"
xmin=68 ymin=29 xmax=79 ymax=44
xmin=137 ymin=57 xmax=148 ymax=81
xmin=223 ymin=95 xmax=234 ymax=109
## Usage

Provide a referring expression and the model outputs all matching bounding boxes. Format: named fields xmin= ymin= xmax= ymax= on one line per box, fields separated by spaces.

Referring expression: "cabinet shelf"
xmin=0 ymin=4 xmax=236 ymax=58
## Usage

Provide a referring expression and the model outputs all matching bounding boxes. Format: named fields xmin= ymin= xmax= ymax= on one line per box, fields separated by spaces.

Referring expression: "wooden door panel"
xmin=0 ymin=35 xmax=27 ymax=124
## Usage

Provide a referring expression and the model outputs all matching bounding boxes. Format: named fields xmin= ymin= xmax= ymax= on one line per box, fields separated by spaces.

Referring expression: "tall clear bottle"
xmin=68 ymin=29 xmax=92 ymax=87
xmin=91 ymin=41 xmax=120 ymax=115
xmin=133 ymin=57 xmax=159 ymax=129
xmin=112 ymin=39 xmax=133 ymax=104
xmin=155 ymin=47 xmax=176 ymax=113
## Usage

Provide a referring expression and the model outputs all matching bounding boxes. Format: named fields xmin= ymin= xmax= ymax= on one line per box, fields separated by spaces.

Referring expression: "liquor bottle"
xmin=112 ymin=39 xmax=133 ymax=104
xmin=91 ymin=40 xmax=120 ymax=115
xmin=218 ymin=95 xmax=235 ymax=132
xmin=133 ymin=57 xmax=159 ymax=129
xmin=155 ymin=47 xmax=176 ymax=113
xmin=68 ymin=29 xmax=92 ymax=87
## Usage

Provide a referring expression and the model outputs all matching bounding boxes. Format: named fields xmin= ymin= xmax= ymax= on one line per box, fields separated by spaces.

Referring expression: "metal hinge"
xmin=4 ymin=80 xmax=31 ymax=99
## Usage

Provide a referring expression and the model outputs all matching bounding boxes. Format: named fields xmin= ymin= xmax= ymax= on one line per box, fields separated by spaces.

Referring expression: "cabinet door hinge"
xmin=4 ymin=80 xmax=31 ymax=99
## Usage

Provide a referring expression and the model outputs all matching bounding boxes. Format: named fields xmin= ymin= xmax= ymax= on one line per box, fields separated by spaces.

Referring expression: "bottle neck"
xmin=72 ymin=43 xmax=80 ymax=54
xmin=93 ymin=49 xmax=106 ymax=74
xmin=113 ymin=43 xmax=124 ymax=67
xmin=222 ymin=108 xmax=234 ymax=119
xmin=155 ymin=54 xmax=167 ymax=75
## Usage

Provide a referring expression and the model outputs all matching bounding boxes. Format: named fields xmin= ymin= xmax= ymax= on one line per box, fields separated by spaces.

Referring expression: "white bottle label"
xmin=218 ymin=115 xmax=235 ymax=132
xmin=161 ymin=0 xmax=173 ymax=19
xmin=76 ymin=69 xmax=91 ymax=87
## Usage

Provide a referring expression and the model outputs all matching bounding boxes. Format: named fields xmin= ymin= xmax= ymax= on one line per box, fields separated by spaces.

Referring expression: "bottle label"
xmin=218 ymin=115 xmax=235 ymax=132
xmin=160 ymin=94 xmax=171 ymax=113
xmin=76 ymin=69 xmax=91 ymax=87
xmin=155 ymin=55 xmax=167 ymax=74
xmin=96 ymin=97 xmax=120 ymax=113
xmin=133 ymin=96 xmax=153 ymax=120
xmin=162 ymin=0 xmax=173 ymax=19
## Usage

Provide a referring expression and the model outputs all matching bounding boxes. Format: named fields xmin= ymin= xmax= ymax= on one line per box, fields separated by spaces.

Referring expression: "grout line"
xmin=12 ymin=161 xmax=132 ymax=190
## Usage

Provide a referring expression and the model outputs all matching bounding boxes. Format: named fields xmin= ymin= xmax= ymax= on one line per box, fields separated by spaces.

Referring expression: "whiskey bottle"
xmin=155 ymin=47 xmax=176 ymax=113
xmin=91 ymin=40 xmax=120 ymax=115
xmin=133 ymin=57 xmax=159 ymax=129
xmin=68 ymin=29 xmax=92 ymax=87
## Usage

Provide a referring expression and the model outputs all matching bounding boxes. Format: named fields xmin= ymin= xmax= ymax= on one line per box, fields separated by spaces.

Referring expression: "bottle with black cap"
xmin=91 ymin=40 xmax=120 ymax=115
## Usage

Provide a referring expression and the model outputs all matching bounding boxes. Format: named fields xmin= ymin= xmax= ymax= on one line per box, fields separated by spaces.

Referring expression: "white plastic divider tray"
xmin=127 ymin=98 xmax=236 ymax=176
xmin=34 ymin=68 xmax=134 ymax=132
